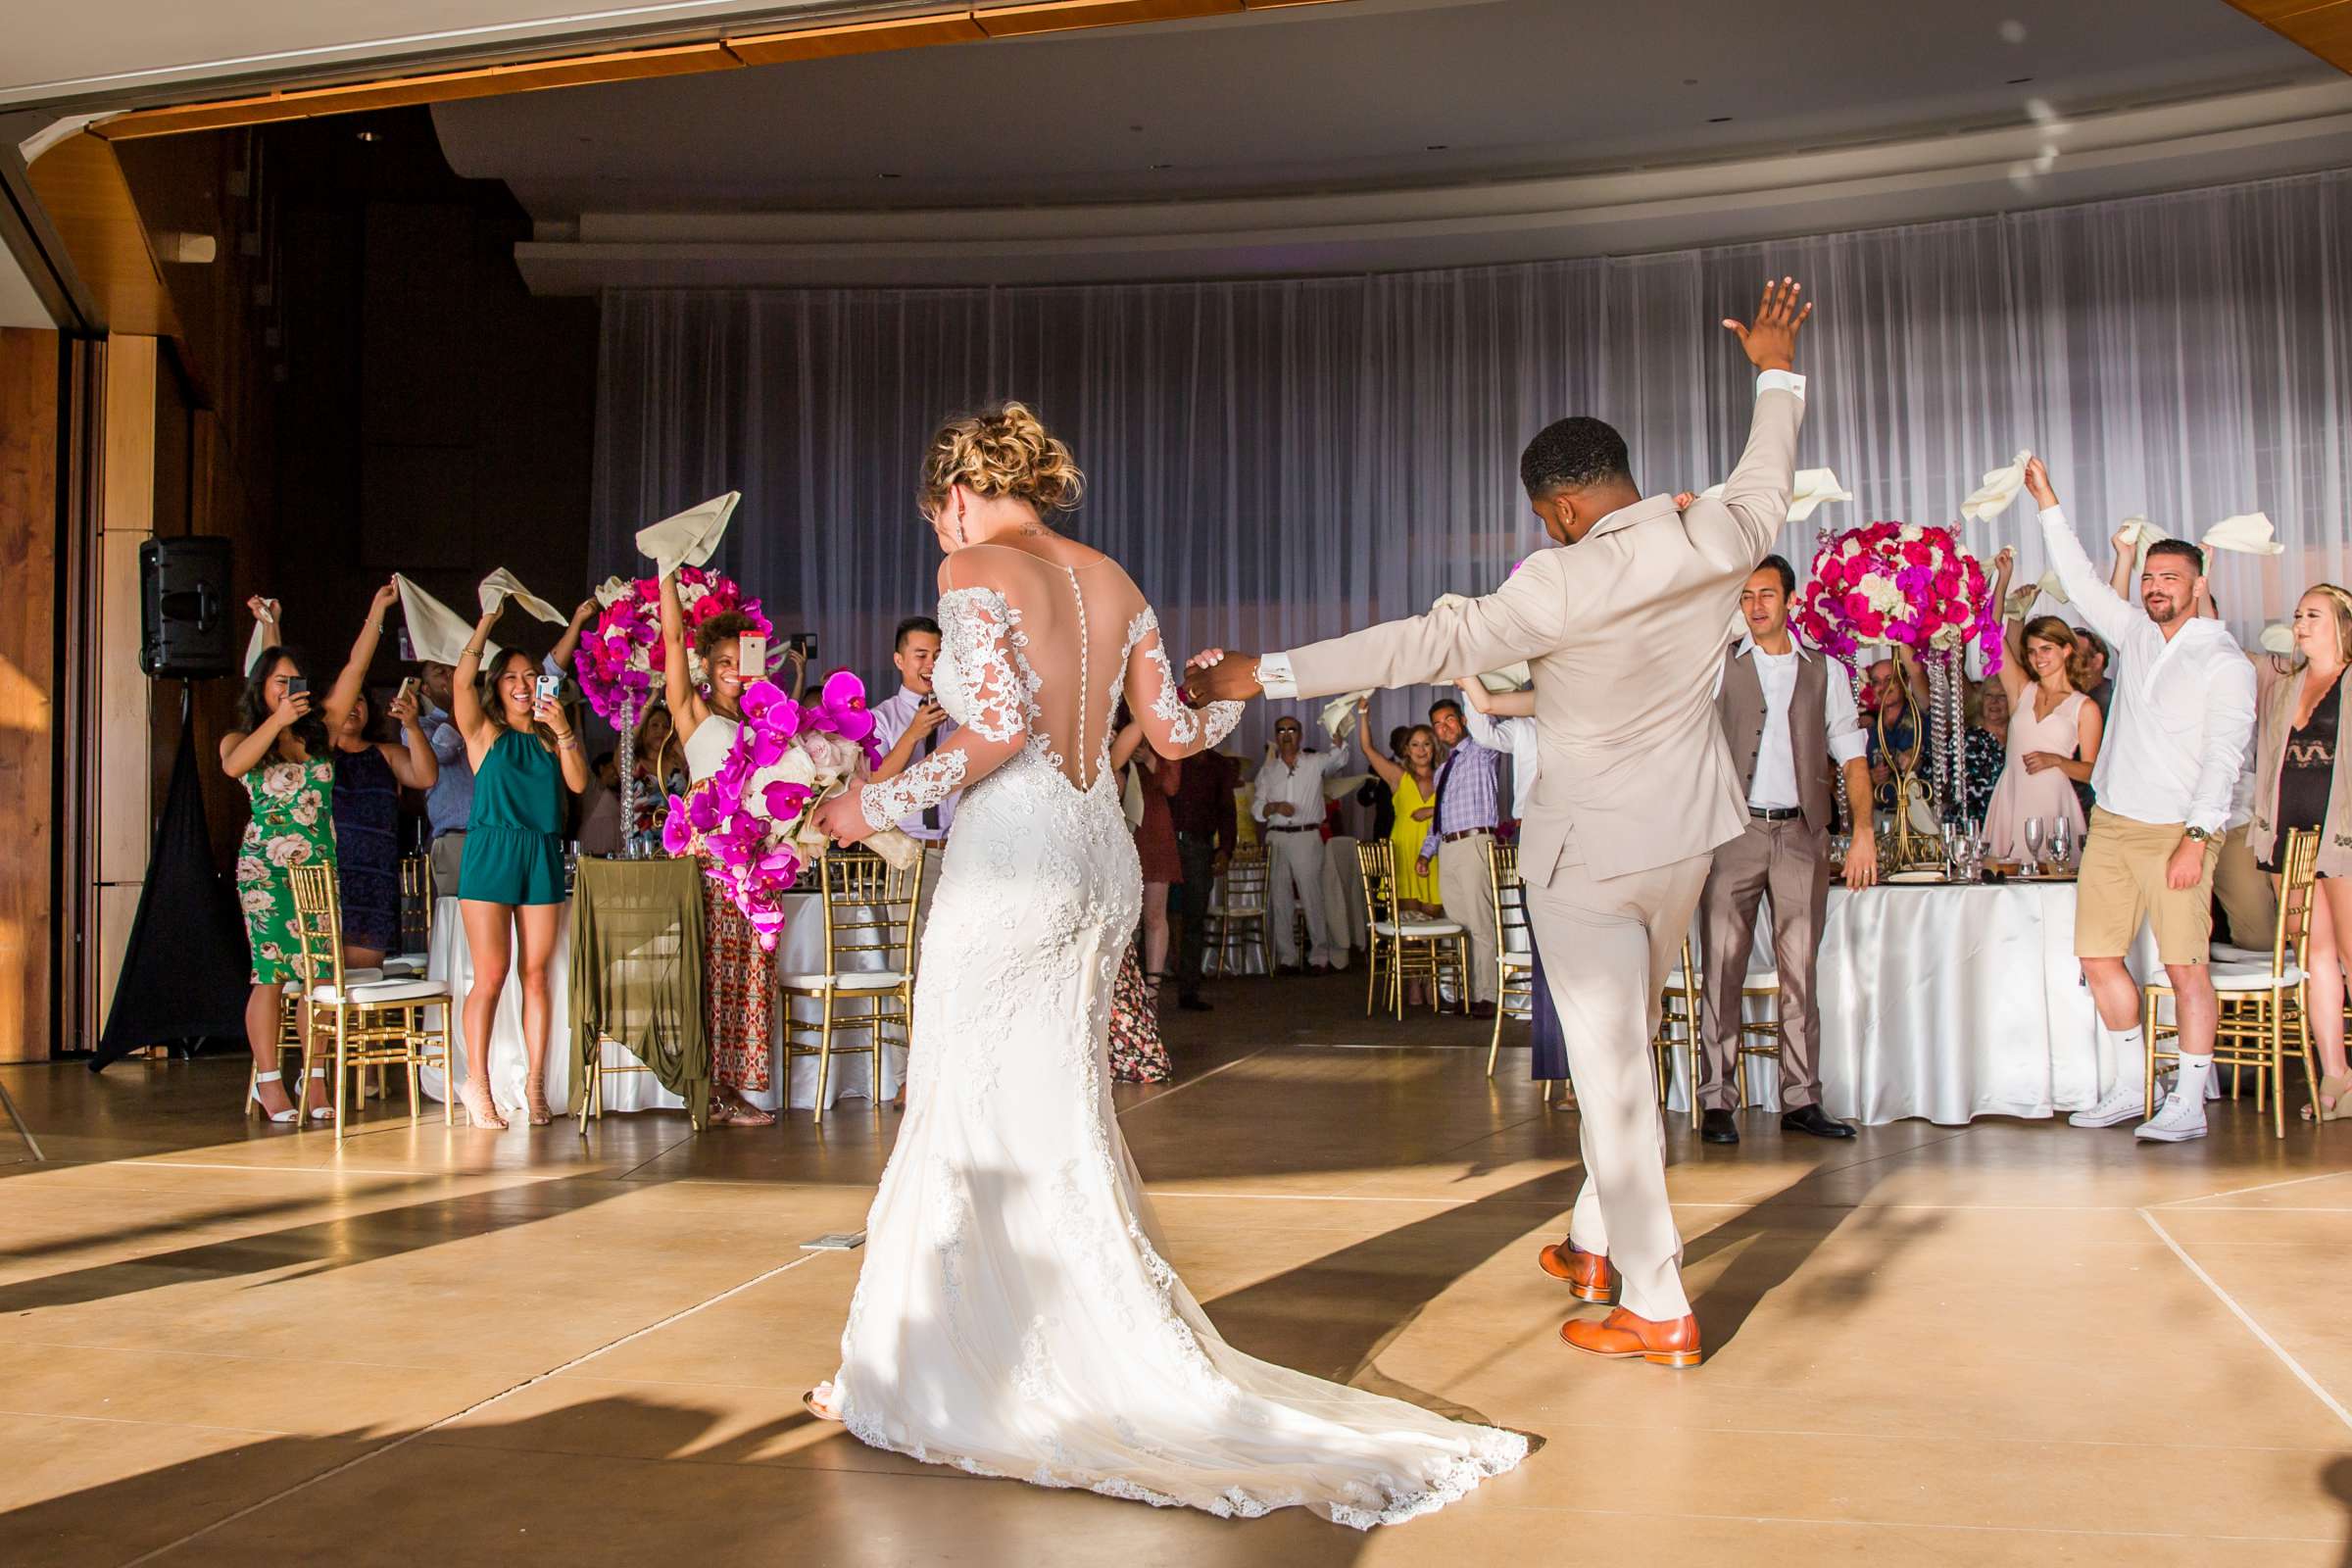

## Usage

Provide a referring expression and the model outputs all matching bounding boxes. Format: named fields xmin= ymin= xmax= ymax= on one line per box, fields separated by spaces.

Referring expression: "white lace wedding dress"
xmin=826 ymin=542 xmax=1527 ymax=1528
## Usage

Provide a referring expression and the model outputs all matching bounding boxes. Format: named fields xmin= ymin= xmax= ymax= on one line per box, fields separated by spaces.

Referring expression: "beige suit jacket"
xmin=1278 ymin=386 xmax=1805 ymax=886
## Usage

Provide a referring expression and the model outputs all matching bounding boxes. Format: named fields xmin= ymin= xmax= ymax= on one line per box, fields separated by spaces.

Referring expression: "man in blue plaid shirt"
xmin=1425 ymin=697 xmax=1503 ymax=1018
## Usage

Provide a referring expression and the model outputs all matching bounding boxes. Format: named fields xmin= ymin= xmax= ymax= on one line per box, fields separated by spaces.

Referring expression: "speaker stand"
xmin=0 ymin=1075 xmax=43 ymax=1162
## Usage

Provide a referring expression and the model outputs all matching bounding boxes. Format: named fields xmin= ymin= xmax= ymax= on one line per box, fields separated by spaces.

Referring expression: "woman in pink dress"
xmin=1984 ymin=548 xmax=2103 ymax=862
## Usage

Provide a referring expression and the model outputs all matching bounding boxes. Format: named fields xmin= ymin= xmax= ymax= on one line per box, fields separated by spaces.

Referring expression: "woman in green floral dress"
xmin=222 ymin=585 xmax=395 ymax=1122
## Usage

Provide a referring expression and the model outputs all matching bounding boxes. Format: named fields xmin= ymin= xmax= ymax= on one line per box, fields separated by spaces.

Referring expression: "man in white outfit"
xmin=2029 ymin=459 xmax=2256 ymax=1143
xmin=1253 ymin=717 xmax=1351 ymax=973
xmin=1192 ymin=278 xmax=1816 ymax=1368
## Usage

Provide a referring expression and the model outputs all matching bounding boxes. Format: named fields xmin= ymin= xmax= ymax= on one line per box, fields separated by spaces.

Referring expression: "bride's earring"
xmin=955 ymin=504 xmax=968 ymax=548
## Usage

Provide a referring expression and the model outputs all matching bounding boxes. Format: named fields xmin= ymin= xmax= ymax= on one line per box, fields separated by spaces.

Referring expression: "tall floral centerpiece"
xmin=1791 ymin=521 xmax=2003 ymax=858
xmin=574 ymin=567 xmax=772 ymax=856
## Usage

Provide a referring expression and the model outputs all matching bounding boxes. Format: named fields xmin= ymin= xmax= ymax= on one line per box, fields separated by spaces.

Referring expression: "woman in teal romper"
xmin=453 ymin=601 xmax=589 ymax=1128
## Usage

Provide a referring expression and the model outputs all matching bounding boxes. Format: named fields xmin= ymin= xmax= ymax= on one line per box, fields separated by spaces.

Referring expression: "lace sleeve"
xmin=1124 ymin=608 xmax=1244 ymax=758
xmin=858 ymin=585 xmax=1032 ymax=831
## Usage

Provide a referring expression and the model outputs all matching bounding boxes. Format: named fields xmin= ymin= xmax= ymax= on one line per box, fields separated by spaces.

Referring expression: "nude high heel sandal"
xmin=248 ymin=1070 xmax=300 ymax=1124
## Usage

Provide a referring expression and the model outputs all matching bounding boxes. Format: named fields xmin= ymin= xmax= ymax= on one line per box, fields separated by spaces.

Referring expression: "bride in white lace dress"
xmin=804 ymin=404 xmax=1526 ymax=1528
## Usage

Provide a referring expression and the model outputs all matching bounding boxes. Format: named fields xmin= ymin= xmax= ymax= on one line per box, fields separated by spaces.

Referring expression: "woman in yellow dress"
xmin=1361 ymin=708 xmax=1446 ymax=1005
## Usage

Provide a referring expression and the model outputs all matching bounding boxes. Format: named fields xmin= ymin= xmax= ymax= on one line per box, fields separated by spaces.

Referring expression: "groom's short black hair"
xmin=1521 ymin=416 xmax=1632 ymax=498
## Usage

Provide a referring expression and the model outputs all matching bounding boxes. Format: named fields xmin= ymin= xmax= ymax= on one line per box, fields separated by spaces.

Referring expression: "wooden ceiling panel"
xmin=22 ymin=133 xmax=175 ymax=337
xmin=2229 ymin=0 xmax=2352 ymax=72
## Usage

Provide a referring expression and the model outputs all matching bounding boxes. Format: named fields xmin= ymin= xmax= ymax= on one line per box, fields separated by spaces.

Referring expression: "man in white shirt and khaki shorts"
xmin=2028 ymin=458 xmax=2257 ymax=1143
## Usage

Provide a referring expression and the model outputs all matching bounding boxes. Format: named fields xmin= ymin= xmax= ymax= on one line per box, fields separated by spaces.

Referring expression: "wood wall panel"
xmin=0 ymin=328 xmax=59 ymax=1062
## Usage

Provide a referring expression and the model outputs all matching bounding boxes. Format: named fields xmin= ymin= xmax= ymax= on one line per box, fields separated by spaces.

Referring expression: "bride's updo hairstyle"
xmin=918 ymin=401 xmax=1086 ymax=521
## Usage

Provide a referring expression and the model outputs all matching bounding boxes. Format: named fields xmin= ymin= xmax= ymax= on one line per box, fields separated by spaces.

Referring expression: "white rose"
xmin=800 ymin=732 xmax=859 ymax=775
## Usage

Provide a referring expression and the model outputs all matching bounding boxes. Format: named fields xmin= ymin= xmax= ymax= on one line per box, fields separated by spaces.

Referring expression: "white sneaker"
xmin=2070 ymin=1082 xmax=2147 ymax=1128
xmin=2134 ymin=1092 xmax=2209 ymax=1143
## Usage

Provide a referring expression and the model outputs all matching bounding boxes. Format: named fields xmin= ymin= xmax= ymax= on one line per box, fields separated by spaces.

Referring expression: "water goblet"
xmin=2049 ymin=816 xmax=2075 ymax=870
xmin=2023 ymin=815 xmax=2045 ymax=875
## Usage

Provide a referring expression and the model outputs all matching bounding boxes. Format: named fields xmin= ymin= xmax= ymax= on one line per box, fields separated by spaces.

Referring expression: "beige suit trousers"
xmin=1530 ymin=841 xmax=1711 ymax=1322
xmin=1698 ymin=816 xmax=1830 ymax=1111
xmin=1438 ymin=831 xmax=1500 ymax=1004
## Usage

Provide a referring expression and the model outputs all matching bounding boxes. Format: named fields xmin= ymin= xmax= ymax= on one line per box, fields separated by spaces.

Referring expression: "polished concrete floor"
xmin=5 ymin=972 xmax=2351 ymax=1566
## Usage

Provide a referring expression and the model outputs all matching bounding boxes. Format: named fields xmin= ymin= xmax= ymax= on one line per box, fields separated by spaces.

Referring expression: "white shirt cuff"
xmin=2038 ymin=504 xmax=2067 ymax=528
xmin=1756 ymin=369 xmax=1807 ymax=400
xmin=1257 ymin=652 xmax=1298 ymax=701
xmin=1828 ymin=733 xmax=1869 ymax=766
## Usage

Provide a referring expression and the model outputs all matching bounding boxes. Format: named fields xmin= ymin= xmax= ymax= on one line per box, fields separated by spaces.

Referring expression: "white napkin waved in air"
xmin=1960 ymin=450 xmax=2033 ymax=522
xmin=1321 ymin=689 xmax=1377 ymax=742
xmin=1700 ymin=466 xmax=1853 ymax=524
xmin=477 ymin=568 xmax=567 ymax=625
xmin=243 ymin=598 xmax=281 ymax=675
xmin=636 ymin=492 xmax=741 ymax=578
xmin=2260 ymin=622 xmax=2295 ymax=657
xmin=397 ymin=574 xmax=497 ymax=668
xmin=2202 ymin=512 xmax=2283 ymax=557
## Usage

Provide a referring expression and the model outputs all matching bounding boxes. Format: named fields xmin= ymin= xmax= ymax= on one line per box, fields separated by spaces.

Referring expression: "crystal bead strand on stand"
xmin=615 ymin=693 xmax=639 ymax=859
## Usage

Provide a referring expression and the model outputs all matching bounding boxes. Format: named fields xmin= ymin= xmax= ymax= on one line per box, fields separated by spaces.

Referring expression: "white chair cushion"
xmin=1743 ymin=967 xmax=1780 ymax=990
xmin=779 ymin=970 xmax=907 ymax=992
xmin=1497 ymin=951 xmax=1535 ymax=970
xmin=2210 ymin=960 xmax=2305 ymax=993
xmin=2210 ymin=943 xmax=2271 ymax=966
xmin=310 ymin=978 xmax=448 ymax=1005
xmin=1374 ymin=919 xmax=1464 ymax=938
xmin=1666 ymin=967 xmax=1700 ymax=988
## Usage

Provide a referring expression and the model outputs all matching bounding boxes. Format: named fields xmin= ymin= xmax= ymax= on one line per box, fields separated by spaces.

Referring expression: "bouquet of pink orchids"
xmin=662 ymin=670 xmax=918 ymax=949
xmin=575 ymin=566 xmax=772 ymax=723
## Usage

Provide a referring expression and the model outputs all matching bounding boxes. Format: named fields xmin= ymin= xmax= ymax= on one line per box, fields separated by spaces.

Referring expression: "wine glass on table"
xmin=2049 ymin=815 xmax=2075 ymax=873
xmin=2023 ymin=815 xmax=2045 ymax=876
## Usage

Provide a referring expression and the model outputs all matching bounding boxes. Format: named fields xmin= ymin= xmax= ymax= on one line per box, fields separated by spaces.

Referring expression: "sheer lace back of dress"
xmin=938 ymin=544 xmax=1158 ymax=795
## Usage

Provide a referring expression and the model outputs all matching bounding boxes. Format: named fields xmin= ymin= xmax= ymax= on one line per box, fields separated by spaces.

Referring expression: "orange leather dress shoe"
xmin=1536 ymin=1241 xmax=1613 ymax=1303
xmin=1559 ymin=1307 xmax=1701 ymax=1368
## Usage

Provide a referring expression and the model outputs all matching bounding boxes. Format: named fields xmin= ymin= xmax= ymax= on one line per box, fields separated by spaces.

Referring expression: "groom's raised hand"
xmin=1723 ymin=276 xmax=1810 ymax=373
xmin=1185 ymin=649 xmax=1262 ymax=704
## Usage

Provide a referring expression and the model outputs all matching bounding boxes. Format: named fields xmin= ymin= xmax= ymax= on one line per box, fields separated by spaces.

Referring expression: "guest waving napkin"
xmin=635 ymin=492 xmax=741 ymax=578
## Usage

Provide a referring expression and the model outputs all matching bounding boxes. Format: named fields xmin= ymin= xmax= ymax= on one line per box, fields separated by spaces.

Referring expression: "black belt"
xmin=1268 ymin=824 xmax=1320 ymax=834
xmin=1749 ymin=807 xmax=1802 ymax=821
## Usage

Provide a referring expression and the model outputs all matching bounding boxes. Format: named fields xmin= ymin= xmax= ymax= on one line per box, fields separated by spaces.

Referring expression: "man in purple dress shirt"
xmin=1427 ymin=697 xmax=1502 ymax=1019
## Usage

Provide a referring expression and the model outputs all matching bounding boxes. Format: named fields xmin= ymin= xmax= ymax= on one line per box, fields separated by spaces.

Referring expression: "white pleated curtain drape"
xmin=591 ymin=169 xmax=2352 ymax=747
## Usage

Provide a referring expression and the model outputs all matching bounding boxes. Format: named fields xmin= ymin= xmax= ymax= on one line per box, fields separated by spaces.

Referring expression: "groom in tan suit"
xmin=1189 ymin=279 xmax=1814 ymax=1367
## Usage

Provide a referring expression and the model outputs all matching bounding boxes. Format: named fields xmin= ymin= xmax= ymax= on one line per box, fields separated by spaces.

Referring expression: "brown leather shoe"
xmin=1559 ymin=1306 xmax=1701 ymax=1368
xmin=1536 ymin=1240 xmax=1613 ymax=1303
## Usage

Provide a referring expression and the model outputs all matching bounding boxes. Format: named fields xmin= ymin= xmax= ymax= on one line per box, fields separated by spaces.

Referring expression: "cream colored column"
xmin=91 ymin=334 xmax=156 ymax=1032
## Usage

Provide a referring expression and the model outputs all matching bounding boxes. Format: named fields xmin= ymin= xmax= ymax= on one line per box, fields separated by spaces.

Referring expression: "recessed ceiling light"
xmin=1426 ymin=143 xmax=1448 ymax=151
xmin=1130 ymin=124 xmax=1144 ymax=133
xmin=878 ymin=172 xmax=902 ymax=180
xmin=1150 ymin=162 xmax=1173 ymax=171
xmin=354 ymin=129 xmax=381 ymax=142
xmin=1707 ymin=116 xmax=1734 ymax=124
xmin=2007 ymin=75 xmax=2034 ymax=85
xmin=1683 ymin=77 xmax=1698 ymax=87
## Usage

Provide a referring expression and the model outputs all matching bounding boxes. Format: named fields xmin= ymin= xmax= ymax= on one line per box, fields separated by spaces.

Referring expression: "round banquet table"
xmin=1662 ymin=879 xmax=2161 ymax=1126
xmin=423 ymin=891 xmax=904 ymax=1119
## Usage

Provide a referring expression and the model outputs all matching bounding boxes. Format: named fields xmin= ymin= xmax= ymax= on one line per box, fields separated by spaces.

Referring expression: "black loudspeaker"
xmin=138 ymin=537 xmax=236 ymax=679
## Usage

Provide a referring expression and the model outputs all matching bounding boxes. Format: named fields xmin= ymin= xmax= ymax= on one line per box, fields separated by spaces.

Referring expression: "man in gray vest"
xmin=1698 ymin=555 xmax=1880 ymax=1145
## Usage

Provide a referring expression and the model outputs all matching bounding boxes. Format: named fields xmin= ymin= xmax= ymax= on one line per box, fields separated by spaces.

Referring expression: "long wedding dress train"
xmin=823 ymin=550 xmax=1527 ymax=1528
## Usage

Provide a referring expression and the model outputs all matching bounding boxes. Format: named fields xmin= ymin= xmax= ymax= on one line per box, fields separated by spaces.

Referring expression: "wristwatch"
xmin=2184 ymin=826 xmax=2213 ymax=843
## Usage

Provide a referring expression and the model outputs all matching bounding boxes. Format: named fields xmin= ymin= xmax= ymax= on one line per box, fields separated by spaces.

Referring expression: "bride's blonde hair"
xmin=918 ymin=401 xmax=1086 ymax=521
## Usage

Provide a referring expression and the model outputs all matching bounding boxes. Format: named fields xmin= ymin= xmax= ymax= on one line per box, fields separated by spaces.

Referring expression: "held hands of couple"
xmin=1185 ymin=648 xmax=1260 ymax=704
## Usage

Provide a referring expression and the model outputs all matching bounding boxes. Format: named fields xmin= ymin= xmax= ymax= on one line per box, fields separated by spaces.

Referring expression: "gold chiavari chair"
xmin=1355 ymin=839 xmax=1467 ymax=1020
xmin=1202 ymin=848 xmax=1271 ymax=979
xmin=1652 ymin=939 xmax=1703 ymax=1130
xmin=285 ymin=864 xmax=455 ymax=1138
xmin=1485 ymin=840 xmax=1537 ymax=1076
xmin=2143 ymin=826 xmax=2320 ymax=1139
xmin=777 ymin=848 xmax=926 ymax=1123
xmin=395 ymin=854 xmax=434 ymax=969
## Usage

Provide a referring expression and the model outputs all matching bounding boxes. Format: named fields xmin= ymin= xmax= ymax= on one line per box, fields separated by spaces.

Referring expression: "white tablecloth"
xmin=423 ymin=891 xmax=904 ymax=1119
xmin=1662 ymin=881 xmax=2159 ymax=1126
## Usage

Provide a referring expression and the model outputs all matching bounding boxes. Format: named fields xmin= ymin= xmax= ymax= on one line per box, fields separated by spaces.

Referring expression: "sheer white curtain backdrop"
xmin=591 ymin=169 xmax=2352 ymax=748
